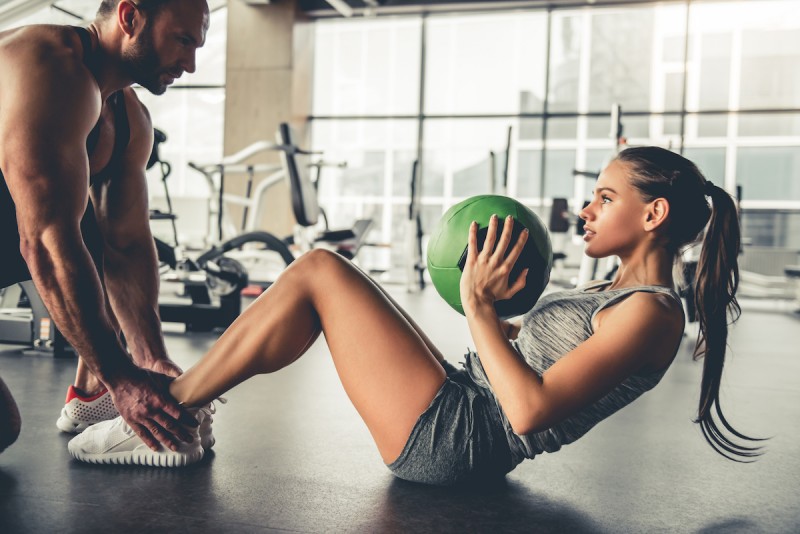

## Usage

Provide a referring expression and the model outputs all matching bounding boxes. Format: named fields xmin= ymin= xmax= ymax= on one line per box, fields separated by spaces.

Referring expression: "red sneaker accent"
xmin=65 ymin=385 xmax=109 ymax=403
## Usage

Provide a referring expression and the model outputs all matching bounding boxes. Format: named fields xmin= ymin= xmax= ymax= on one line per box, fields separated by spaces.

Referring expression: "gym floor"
xmin=1 ymin=286 xmax=798 ymax=533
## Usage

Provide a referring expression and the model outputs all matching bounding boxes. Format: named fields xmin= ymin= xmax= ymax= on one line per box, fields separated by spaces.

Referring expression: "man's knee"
xmin=0 ymin=378 xmax=21 ymax=453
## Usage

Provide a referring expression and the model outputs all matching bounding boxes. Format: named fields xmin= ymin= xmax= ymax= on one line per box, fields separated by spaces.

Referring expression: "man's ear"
xmin=644 ymin=198 xmax=670 ymax=232
xmin=118 ymin=0 xmax=139 ymax=37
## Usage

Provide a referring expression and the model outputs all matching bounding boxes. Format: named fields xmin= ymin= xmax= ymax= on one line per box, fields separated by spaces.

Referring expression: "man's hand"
xmin=142 ymin=358 xmax=183 ymax=378
xmin=106 ymin=367 xmax=198 ymax=452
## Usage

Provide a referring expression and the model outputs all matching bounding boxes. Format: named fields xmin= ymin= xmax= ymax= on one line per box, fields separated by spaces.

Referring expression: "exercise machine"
xmin=276 ymin=122 xmax=374 ymax=260
xmin=148 ymin=129 xmax=265 ymax=332
xmin=0 ymin=281 xmax=73 ymax=357
xmin=406 ymin=160 xmax=426 ymax=292
xmin=155 ymin=122 xmax=371 ymax=322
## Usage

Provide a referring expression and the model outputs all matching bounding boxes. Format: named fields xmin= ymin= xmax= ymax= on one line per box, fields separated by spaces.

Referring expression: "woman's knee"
xmin=290 ymin=249 xmax=350 ymax=284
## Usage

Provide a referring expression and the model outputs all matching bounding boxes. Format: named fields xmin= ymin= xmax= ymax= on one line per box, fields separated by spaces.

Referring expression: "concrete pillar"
xmin=223 ymin=0 xmax=313 ymax=237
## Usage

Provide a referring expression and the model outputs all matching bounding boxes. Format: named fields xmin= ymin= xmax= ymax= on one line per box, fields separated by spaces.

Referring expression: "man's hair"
xmin=96 ymin=0 xmax=173 ymax=20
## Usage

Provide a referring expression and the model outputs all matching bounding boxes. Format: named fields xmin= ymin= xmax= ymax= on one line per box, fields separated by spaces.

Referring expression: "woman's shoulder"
xmin=592 ymin=287 xmax=684 ymax=336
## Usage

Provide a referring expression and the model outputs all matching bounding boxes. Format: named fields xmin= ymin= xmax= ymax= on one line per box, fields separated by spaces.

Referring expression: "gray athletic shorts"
xmin=386 ymin=361 xmax=513 ymax=486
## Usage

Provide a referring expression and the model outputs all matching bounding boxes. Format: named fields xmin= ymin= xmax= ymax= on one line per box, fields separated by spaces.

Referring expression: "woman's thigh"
xmin=300 ymin=250 xmax=447 ymax=463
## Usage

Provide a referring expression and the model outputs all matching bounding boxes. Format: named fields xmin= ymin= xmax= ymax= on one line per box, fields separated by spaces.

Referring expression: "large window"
xmin=424 ymin=12 xmax=547 ymax=115
xmin=311 ymin=0 xmax=800 ymax=278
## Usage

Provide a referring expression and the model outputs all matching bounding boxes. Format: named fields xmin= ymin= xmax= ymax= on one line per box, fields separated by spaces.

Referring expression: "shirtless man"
xmin=0 ymin=0 xmax=210 ymax=454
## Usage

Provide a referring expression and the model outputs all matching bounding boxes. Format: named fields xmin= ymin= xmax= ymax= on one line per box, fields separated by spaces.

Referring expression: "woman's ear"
xmin=643 ymin=198 xmax=670 ymax=232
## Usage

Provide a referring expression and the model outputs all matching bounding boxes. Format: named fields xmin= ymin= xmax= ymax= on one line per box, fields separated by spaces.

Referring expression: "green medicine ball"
xmin=426 ymin=195 xmax=553 ymax=318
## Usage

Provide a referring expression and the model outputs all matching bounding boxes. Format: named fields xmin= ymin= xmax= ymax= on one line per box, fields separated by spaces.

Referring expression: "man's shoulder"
xmin=0 ymin=24 xmax=83 ymax=61
xmin=0 ymin=25 xmax=92 ymax=89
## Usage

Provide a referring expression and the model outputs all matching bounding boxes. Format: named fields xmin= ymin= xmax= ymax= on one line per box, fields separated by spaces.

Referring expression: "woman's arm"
xmin=471 ymin=292 xmax=682 ymax=435
xmin=461 ymin=215 xmax=683 ymax=435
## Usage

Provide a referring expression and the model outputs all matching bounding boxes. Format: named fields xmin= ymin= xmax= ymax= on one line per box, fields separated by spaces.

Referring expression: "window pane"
xmin=548 ymin=12 xmax=584 ymax=113
xmin=547 ymin=118 xmax=578 ymax=140
xmin=741 ymin=29 xmax=800 ymax=109
xmin=585 ymin=149 xmax=610 ymax=174
xmin=739 ymin=113 xmax=800 ymax=137
xmin=313 ymin=18 xmax=421 ymax=115
xmin=310 ymin=119 xmax=418 ymax=264
xmin=550 ymin=5 xmax=687 ymax=114
xmin=517 ymin=150 xmax=542 ymax=199
xmin=741 ymin=210 xmax=800 ymax=248
xmin=312 ymin=119 xmax=417 ymax=199
xmin=422 ymin=119 xmax=518 ymax=197
xmin=688 ymin=0 xmax=800 ymax=111
xmin=696 ymin=114 xmax=728 ymax=138
xmin=425 ymin=12 xmax=548 ymax=115
xmin=682 ymin=147 xmax=726 ymax=182
xmin=699 ymin=33 xmax=731 ymax=110
xmin=139 ymin=89 xmax=226 ymax=198
xmin=736 ymin=147 xmax=800 ymax=202
xmin=544 ymin=150 xmax=576 ymax=199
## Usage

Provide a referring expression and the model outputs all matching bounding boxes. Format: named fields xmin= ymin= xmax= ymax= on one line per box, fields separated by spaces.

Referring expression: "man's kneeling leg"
xmin=0 ymin=376 xmax=21 ymax=453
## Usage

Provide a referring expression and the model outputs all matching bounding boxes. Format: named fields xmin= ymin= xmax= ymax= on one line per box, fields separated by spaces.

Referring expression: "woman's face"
xmin=579 ymin=160 xmax=652 ymax=259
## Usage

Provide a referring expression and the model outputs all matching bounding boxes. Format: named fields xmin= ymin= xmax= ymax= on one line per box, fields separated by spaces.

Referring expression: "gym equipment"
xmin=148 ymin=128 xmax=179 ymax=248
xmin=0 ymin=281 xmax=73 ymax=357
xmin=426 ymin=195 xmax=553 ymax=319
xmin=405 ymin=160 xmax=426 ymax=292
xmin=147 ymin=129 xmax=277 ymax=332
xmin=276 ymin=122 xmax=374 ymax=259
xmin=153 ymin=122 xmax=372 ymax=330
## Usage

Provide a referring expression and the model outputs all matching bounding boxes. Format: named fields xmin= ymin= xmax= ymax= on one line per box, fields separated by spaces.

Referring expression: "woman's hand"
xmin=460 ymin=214 xmax=529 ymax=316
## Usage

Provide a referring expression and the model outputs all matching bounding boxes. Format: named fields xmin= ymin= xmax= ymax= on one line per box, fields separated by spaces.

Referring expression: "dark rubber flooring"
xmin=1 ymin=287 xmax=799 ymax=533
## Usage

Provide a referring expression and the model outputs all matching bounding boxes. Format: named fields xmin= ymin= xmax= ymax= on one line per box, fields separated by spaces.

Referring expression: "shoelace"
xmin=198 ymin=396 xmax=227 ymax=417
xmin=113 ymin=417 xmax=135 ymax=437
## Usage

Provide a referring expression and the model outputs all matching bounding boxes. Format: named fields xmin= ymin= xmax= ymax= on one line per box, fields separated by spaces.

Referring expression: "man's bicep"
xmin=1 ymin=131 xmax=92 ymax=233
xmin=0 ymin=68 xmax=97 ymax=229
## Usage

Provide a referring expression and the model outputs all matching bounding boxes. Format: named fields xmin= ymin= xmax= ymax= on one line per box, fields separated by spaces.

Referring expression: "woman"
xmin=69 ymin=146 xmax=763 ymax=481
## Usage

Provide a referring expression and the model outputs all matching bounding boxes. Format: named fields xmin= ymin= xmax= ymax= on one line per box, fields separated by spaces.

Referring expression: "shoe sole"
xmin=68 ymin=443 xmax=204 ymax=467
xmin=200 ymin=420 xmax=214 ymax=450
xmin=61 ymin=412 xmax=214 ymax=449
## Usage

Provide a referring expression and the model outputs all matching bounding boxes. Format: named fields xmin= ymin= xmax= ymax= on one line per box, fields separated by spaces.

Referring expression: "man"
xmin=0 ymin=0 xmax=210 ymax=454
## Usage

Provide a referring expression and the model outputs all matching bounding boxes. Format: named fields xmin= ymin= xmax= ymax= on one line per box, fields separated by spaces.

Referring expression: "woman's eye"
xmin=601 ymin=196 xmax=611 ymax=204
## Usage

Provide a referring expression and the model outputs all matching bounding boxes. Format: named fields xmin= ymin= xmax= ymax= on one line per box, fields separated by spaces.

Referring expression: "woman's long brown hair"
xmin=617 ymin=146 xmax=765 ymax=461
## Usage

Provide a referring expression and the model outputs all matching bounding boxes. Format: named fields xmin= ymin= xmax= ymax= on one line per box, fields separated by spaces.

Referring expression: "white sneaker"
xmin=196 ymin=398 xmax=226 ymax=450
xmin=67 ymin=412 xmax=204 ymax=467
xmin=56 ymin=386 xmax=119 ymax=434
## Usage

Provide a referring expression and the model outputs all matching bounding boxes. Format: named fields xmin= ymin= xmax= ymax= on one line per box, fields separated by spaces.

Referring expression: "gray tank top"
xmin=464 ymin=280 xmax=683 ymax=465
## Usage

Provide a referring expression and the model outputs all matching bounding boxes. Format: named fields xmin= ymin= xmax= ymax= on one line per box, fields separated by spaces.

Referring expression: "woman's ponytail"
xmin=616 ymin=146 xmax=767 ymax=461
xmin=693 ymin=183 xmax=765 ymax=461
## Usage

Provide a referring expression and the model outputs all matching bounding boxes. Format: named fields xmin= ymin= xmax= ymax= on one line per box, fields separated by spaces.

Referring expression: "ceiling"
xmin=298 ymin=0 xmax=683 ymax=18
xmin=0 ymin=0 xmax=682 ymax=28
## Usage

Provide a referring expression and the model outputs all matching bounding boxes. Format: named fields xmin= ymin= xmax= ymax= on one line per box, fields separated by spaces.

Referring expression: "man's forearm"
xmin=103 ymin=238 xmax=169 ymax=366
xmin=22 ymin=233 xmax=135 ymax=384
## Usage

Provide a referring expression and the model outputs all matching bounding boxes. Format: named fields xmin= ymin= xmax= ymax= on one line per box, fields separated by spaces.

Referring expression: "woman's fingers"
xmin=491 ymin=215 xmax=515 ymax=262
xmin=481 ymin=215 xmax=499 ymax=259
xmin=504 ymin=225 xmax=529 ymax=268
xmin=510 ymin=268 xmax=529 ymax=296
xmin=467 ymin=220 xmax=478 ymax=261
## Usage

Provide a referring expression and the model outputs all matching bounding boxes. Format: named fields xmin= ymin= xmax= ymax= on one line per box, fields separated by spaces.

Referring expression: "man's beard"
xmin=122 ymin=22 xmax=167 ymax=95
